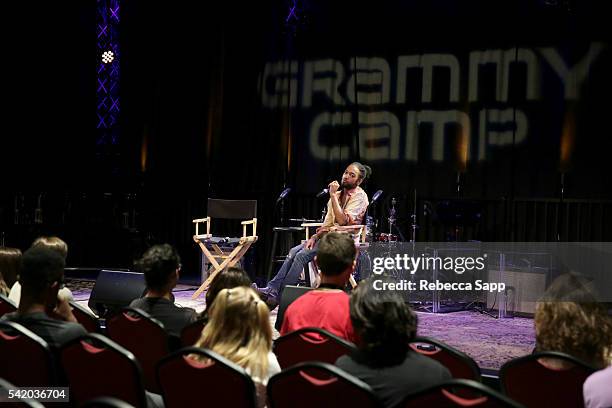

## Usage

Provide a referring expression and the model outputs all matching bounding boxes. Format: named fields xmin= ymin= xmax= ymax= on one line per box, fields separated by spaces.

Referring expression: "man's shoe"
xmin=264 ymin=295 xmax=279 ymax=311
xmin=252 ymin=283 xmax=270 ymax=301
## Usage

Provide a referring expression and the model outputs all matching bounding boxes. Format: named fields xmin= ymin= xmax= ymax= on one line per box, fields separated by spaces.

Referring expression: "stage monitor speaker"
xmin=88 ymin=270 xmax=146 ymax=317
xmin=486 ymin=269 xmax=547 ymax=315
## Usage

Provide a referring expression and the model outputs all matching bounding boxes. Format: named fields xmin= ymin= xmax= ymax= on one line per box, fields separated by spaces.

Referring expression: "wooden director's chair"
xmin=301 ymin=222 xmax=367 ymax=289
xmin=191 ymin=199 xmax=258 ymax=299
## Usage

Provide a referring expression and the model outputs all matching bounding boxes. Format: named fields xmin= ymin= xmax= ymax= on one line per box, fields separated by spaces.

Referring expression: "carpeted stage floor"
xmin=68 ymin=278 xmax=536 ymax=373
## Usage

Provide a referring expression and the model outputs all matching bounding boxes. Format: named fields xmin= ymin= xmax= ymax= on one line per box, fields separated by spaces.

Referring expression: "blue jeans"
xmin=266 ymin=243 xmax=317 ymax=297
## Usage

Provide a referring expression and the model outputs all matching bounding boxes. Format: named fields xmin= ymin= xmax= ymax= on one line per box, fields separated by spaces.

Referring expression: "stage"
xmin=67 ymin=277 xmax=536 ymax=374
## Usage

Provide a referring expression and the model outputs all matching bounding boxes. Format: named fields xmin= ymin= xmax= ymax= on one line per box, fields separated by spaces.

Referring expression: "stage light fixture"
xmin=101 ymin=50 xmax=115 ymax=64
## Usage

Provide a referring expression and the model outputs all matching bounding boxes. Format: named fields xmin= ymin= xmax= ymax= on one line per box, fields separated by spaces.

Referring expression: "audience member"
xmin=0 ymin=247 xmax=21 ymax=296
xmin=583 ymin=365 xmax=612 ymax=408
xmin=9 ymin=237 xmax=74 ymax=305
xmin=535 ymin=272 xmax=612 ymax=369
xmin=336 ymin=276 xmax=451 ymax=407
xmin=1 ymin=246 xmax=86 ymax=349
xmin=195 ymin=286 xmax=280 ymax=407
xmin=280 ymin=232 xmax=357 ymax=343
xmin=202 ymin=266 xmax=251 ymax=320
xmin=130 ymin=244 xmax=197 ymax=338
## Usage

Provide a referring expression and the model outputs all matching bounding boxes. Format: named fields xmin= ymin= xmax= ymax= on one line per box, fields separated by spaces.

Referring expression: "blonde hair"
xmin=195 ymin=287 xmax=272 ymax=379
xmin=31 ymin=236 xmax=68 ymax=260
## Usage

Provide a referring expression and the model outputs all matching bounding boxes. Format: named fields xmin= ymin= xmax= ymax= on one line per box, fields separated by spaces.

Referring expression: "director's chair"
xmin=191 ymin=199 xmax=258 ymax=299
xmin=301 ymin=222 xmax=367 ymax=289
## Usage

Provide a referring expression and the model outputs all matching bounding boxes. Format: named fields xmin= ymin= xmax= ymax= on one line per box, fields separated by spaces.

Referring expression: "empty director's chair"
xmin=192 ymin=198 xmax=258 ymax=299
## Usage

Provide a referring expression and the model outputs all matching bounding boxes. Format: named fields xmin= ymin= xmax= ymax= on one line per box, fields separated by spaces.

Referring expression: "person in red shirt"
xmin=280 ymin=232 xmax=357 ymax=343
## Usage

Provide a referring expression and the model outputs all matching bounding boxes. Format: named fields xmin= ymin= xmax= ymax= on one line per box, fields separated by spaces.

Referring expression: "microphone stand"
xmin=388 ymin=198 xmax=407 ymax=242
xmin=410 ymin=189 xmax=418 ymax=250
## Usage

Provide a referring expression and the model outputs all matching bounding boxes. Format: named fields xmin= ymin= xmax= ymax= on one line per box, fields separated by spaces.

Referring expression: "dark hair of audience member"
xmin=0 ymin=247 xmax=22 ymax=291
xmin=350 ymin=276 xmax=418 ymax=367
xmin=20 ymin=247 xmax=66 ymax=300
xmin=136 ymin=244 xmax=181 ymax=292
xmin=535 ymin=272 xmax=612 ymax=368
xmin=31 ymin=236 xmax=68 ymax=260
xmin=205 ymin=267 xmax=251 ymax=310
xmin=316 ymin=232 xmax=356 ymax=276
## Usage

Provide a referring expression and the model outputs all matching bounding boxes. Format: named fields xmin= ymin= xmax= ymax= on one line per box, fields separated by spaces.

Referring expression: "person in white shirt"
xmin=9 ymin=236 xmax=74 ymax=306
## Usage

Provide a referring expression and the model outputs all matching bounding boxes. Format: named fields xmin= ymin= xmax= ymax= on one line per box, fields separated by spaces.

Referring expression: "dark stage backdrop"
xmin=2 ymin=0 xmax=611 ymax=280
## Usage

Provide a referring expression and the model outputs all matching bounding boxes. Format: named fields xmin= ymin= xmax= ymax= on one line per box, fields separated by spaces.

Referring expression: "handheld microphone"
xmin=276 ymin=187 xmax=291 ymax=204
xmin=316 ymin=188 xmax=329 ymax=198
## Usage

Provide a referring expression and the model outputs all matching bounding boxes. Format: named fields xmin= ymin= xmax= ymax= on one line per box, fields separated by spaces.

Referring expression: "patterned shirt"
xmin=321 ymin=186 xmax=369 ymax=228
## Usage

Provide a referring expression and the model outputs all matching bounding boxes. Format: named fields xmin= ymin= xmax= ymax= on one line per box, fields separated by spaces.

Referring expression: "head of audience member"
xmin=350 ymin=276 xmax=418 ymax=366
xmin=0 ymin=247 xmax=22 ymax=292
xmin=195 ymin=286 xmax=272 ymax=380
xmin=31 ymin=236 xmax=68 ymax=261
xmin=137 ymin=244 xmax=181 ymax=298
xmin=205 ymin=267 xmax=251 ymax=310
xmin=18 ymin=246 xmax=66 ymax=312
xmin=341 ymin=162 xmax=372 ymax=190
xmin=535 ymin=272 xmax=612 ymax=368
xmin=315 ymin=232 xmax=356 ymax=287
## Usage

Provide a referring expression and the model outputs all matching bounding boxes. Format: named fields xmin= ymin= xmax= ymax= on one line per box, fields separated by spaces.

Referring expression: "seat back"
xmin=106 ymin=308 xmax=168 ymax=393
xmin=274 ymin=327 xmax=357 ymax=369
xmin=157 ymin=347 xmax=257 ymax=408
xmin=0 ymin=377 xmax=45 ymax=407
xmin=401 ymin=379 xmax=524 ymax=408
xmin=81 ymin=397 xmax=136 ymax=408
xmin=0 ymin=321 xmax=55 ymax=387
xmin=267 ymin=362 xmax=380 ymax=408
xmin=69 ymin=301 xmax=100 ymax=333
xmin=0 ymin=293 xmax=17 ymax=317
xmin=500 ymin=351 xmax=595 ymax=408
xmin=180 ymin=319 xmax=205 ymax=347
xmin=410 ymin=337 xmax=481 ymax=381
xmin=207 ymin=199 xmax=257 ymax=220
xmin=60 ymin=333 xmax=146 ymax=408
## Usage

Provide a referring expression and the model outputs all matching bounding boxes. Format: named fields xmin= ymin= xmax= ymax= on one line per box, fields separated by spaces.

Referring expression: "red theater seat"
xmin=273 ymin=327 xmax=357 ymax=369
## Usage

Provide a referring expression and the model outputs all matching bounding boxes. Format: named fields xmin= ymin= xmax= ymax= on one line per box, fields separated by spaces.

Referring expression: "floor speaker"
xmin=486 ymin=269 xmax=547 ymax=315
xmin=88 ymin=270 xmax=146 ymax=317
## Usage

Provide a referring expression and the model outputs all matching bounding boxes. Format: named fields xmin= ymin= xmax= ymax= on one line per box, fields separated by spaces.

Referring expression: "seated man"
xmin=1 ymin=246 xmax=86 ymax=349
xmin=336 ymin=276 xmax=451 ymax=407
xmin=255 ymin=162 xmax=370 ymax=307
xmin=280 ymin=232 xmax=358 ymax=343
xmin=130 ymin=244 xmax=197 ymax=338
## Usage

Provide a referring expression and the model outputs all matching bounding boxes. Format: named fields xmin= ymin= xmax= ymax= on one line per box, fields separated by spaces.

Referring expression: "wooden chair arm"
xmin=301 ymin=222 xmax=324 ymax=227
xmin=301 ymin=222 xmax=324 ymax=240
xmin=331 ymin=225 xmax=366 ymax=243
xmin=242 ymin=218 xmax=257 ymax=238
xmin=193 ymin=217 xmax=211 ymax=237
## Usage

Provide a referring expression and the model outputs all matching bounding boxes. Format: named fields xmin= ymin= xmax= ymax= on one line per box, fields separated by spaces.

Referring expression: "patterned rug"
xmin=67 ymin=280 xmax=535 ymax=372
